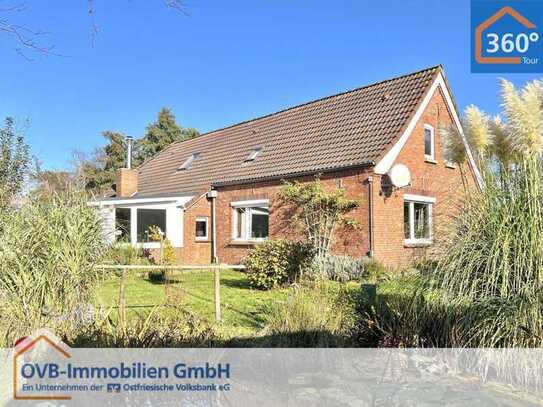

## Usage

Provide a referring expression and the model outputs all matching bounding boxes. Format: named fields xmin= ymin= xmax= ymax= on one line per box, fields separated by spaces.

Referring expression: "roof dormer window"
xmin=245 ymin=147 xmax=262 ymax=162
xmin=178 ymin=153 xmax=200 ymax=170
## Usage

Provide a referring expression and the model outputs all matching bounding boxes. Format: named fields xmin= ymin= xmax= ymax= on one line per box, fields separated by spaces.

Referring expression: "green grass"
xmin=95 ymin=270 xmax=289 ymax=337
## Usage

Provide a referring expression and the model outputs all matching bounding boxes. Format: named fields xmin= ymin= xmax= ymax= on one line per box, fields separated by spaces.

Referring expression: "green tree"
xmin=0 ymin=117 xmax=30 ymax=208
xmin=76 ymin=131 xmax=128 ymax=194
xmin=137 ymin=107 xmax=199 ymax=162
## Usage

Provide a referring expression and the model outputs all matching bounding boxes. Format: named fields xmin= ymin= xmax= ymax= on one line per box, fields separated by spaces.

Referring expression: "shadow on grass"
xmin=221 ymin=330 xmax=354 ymax=348
xmin=220 ymin=278 xmax=253 ymax=290
xmin=174 ymin=286 xmax=266 ymax=329
xmin=69 ymin=329 xmax=353 ymax=348
xmin=146 ymin=278 xmax=185 ymax=286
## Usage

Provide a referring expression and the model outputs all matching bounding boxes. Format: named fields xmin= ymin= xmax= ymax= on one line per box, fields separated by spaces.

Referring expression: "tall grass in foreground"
xmin=439 ymin=159 xmax=543 ymax=300
xmin=432 ymin=78 xmax=543 ymax=347
xmin=0 ymin=191 xmax=105 ymax=346
xmin=434 ymin=159 xmax=543 ymax=347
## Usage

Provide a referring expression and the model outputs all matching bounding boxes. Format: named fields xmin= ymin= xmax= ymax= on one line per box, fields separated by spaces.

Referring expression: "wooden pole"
xmin=214 ymin=268 xmax=221 ymax=322
xmin=118 ymin=268 xmax=127 ymax=333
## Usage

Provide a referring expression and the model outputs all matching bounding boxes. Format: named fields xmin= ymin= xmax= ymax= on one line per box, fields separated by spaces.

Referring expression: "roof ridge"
xmin=138 ymin=64 xmax=442 ymax=170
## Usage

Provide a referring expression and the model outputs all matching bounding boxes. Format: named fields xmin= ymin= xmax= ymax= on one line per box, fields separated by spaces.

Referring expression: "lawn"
xmin=95 ymin=269 xmax=289 ymax=337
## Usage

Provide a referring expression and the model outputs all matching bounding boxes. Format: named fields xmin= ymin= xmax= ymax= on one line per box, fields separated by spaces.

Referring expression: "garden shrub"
xmin=243 ymin=240 xmax=314 ymax=290
xmin=362 ymin=259 xmax=388 ymax=283
xmin=310 ymin=255 xmax=366 ymax=282
xmin=147 ymin=225 xmax=177 ymax=283
xmin=149 ymin=225 xmax=177 ymax=265
xmin=352 ymin=273 xmax=457 ymax=347
xmin=262 ymin=282 xmax=358 ymax=347
xmin=355 ymin=274 xmax=422 ymax=347
xmin=148 ymin=269 xmax=166 ymax=283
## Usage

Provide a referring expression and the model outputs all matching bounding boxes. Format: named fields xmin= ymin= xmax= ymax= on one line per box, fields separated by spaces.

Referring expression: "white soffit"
xmin=89 ymin=195 xmax=195 ymax=208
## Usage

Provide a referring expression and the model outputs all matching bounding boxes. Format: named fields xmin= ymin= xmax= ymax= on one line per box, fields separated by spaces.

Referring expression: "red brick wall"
xmin=115 ymin=169 xmax=138 ymax=197
xmin=177 ymin=194 xmax=213 ymax=264
xmin=214 ymin=169 xmax=371 ymax=265
xmin=173 ymin=86 xmax=478 ymax=268
xmin=371 ymin=86 xmax=478 ymax=267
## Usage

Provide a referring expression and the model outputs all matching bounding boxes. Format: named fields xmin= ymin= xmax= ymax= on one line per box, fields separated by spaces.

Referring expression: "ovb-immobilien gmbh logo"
xmin=471 ymin=0 xmax=543 ymax=72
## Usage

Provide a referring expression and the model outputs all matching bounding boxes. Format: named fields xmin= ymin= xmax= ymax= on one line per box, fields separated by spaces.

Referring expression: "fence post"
xmin=118 ymin=267 xmax=127 ymax=333
xmin=214 ymin=267 xmax=221 ymax=322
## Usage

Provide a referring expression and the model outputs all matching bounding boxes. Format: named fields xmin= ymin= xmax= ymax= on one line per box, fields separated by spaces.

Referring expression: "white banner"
xmin=1 ymin=329 xmax=543 ymax=406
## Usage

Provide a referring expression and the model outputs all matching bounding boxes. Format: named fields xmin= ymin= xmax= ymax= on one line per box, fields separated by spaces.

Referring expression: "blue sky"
xmin=0 ymin=0 xmax=539 ymax=170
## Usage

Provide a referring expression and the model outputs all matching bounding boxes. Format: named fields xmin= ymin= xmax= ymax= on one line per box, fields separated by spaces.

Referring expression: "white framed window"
xmin=136 ymin=209 xmax=167 ymax=243
xmin=113 ymin=205 xmax=183 ymax=248
xmin=115 ymin=208 xmax=131 ymax=241
xmin=403 ymin=194 xmax=435 ymax=245
xmin=195 ymin=217 xmax=208 ymax=240
xmin=231 ymin=200 xmax=269 ymax=241
xmin=424 ymin=124 xmax=435 ymax=161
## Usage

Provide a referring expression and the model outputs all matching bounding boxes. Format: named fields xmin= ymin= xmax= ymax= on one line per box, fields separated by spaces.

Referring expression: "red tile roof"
xmin=137 ymin=65 xmax=441 ymax=195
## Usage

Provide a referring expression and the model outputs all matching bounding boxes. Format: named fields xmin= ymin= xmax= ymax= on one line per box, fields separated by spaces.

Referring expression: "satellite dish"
xmin=388 ymin=164 xmax=411 ymax=188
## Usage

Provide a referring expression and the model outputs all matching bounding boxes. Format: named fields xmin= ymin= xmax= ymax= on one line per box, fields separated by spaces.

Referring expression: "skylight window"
xmin=245 ymin=147 xmax=262 ymax=162
xmin=178 ymin=153 xmax=200 ymax=170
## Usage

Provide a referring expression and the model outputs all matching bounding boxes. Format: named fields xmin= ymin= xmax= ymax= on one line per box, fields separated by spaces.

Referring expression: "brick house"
xmin=91 ymin=66 xmax=482 ymax=268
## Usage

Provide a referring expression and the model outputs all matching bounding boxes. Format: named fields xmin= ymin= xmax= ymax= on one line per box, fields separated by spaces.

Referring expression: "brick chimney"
xmin=116 ymin=168 xmax=138 ymax=197
xmin=115 ymin=136 xmax=138 ymax=197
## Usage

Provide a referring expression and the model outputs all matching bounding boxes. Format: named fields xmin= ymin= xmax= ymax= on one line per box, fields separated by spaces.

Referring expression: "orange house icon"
xmin=13 ymin=332 xmax=72 ymax=401
xmin=475 ymin=6 xmax=536 ymax=64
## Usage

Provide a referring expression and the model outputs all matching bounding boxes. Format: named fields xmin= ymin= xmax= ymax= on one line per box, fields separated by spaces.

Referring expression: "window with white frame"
xmin=424 ymin=124 xmax=435 ymax=161
xmin=137 ymin=209 xmax=167 ymax=243
xmin=195 ymin=217 xmax=208 ymax=240
xmin=403 ymin=194 xmax=435 ymax=245
xmin=232 ymin=200 xmax=269 ymax=241
xmin=115 ymin=208 xmax=131 ymax=241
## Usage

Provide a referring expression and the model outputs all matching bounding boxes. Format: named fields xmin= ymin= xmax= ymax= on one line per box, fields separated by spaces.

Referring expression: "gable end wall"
xmin=371 ymin=86 xmax=477 ymax=267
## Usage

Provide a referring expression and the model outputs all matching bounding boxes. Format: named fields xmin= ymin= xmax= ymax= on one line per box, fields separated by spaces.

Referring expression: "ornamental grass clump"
xmin=435 ymin=78 xmax=543 ymax=347
xmin=0 ymin=191 xmax=105 ymax=346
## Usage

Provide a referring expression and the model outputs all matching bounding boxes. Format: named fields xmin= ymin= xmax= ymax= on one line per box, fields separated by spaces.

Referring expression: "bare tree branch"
xmin=87 ymin=0 xmax=98 ymax=47
xmin=0 ymin=20 xmax=58 ymax=59
xmin=0 ymin=0 xmax=190 ymax=59
xmin=0 ymin=1 xmax=27 ymax=13
xmin=164 ymin=0 xmax=190 ymax=16
xmin=0 ymin=1 xmax=62 ymax=59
